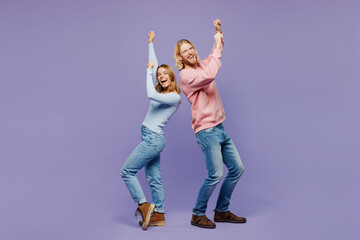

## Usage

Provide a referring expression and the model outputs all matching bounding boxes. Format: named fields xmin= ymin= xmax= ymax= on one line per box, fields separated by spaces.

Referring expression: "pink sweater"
xmin=179 ymin=43 xmax=225 ymax=133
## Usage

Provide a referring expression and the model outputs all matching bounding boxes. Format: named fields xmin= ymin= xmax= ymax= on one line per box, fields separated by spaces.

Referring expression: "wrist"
xmin=215 ymin=41 xmax=221 ymax=48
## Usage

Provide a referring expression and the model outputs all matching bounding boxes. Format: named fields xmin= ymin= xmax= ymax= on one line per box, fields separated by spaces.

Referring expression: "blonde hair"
xmin=173 ymin=39 xmax=200 ymax=71
xmin=155 ymin=64 xmax=181 ymax=94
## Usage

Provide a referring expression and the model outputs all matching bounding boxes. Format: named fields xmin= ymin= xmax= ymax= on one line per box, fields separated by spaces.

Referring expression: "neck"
xmin=184 ymin=63 xmax=197 ymax=69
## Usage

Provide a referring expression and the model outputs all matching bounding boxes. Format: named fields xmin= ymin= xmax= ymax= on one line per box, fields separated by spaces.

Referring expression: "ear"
xmin=177 ymin=54 xmax=183 ymax=61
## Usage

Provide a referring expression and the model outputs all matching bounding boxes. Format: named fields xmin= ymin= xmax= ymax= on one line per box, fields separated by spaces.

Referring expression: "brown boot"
xmin=214 ymin=210 xmax=247 ymax=223
xmin=139 ymin=212 xmax=166 ymax=227
xmin=191 ymin=215 xmax=216 ymax=229
xmin=136 ymin=203 xmax=155 ymax=230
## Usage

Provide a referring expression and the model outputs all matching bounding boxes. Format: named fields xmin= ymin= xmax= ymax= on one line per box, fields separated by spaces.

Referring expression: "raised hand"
xmin=214 ymin=32 xmax=223 ymax=49
xmin=147 ymin=60 xmax=155 ymax=69
xmin=148 ymin=31 xmax=155 ymax=43
xmin=213 ymin=19 xmax=222 ymax=33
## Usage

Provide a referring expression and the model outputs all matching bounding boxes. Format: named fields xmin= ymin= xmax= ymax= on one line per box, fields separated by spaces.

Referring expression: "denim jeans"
xmin=121 ymin=125 xmax=166 ymax=213
xmin=193 ymin=123 xmax=244 ymax=216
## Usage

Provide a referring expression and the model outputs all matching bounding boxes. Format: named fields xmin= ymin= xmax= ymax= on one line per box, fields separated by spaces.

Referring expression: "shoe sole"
xmin=191 ymin=221 xmax=216 ymax=229
xmin=141 ymin=204 xmax=155 ymax=230
xmin=139 ymin=220 xmax=166 ymax=226
xmin=214 ymin=219 xmax=247 ymax=223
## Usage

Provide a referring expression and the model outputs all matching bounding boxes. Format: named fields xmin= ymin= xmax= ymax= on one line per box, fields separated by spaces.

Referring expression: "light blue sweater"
xmin=142 ymin=43 xmax=181 ymax=134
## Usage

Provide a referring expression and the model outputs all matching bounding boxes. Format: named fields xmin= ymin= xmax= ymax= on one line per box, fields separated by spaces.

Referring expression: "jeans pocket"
xmin=145 ymin=135 xmax=164 ymax=153
xmin=155 ymin=136 xmax=165 ymax=153
xmin=196 ymin=132 xmax=208 ymax=152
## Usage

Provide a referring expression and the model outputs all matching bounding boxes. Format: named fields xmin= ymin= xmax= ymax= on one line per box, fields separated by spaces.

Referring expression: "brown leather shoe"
xmin=214 ymin=210 xmax=247 ymax=223
xmin=191 ymin=215 xmax=216 ymax=229
xmin=139 ymin=212 xmax=166 ymax=227
xmin=136 ymin=203 xmax=155 ymax=230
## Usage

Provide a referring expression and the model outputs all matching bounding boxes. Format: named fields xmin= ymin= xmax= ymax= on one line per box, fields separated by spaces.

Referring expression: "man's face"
xmin=178 ymin=43 xmax=197 ymax=67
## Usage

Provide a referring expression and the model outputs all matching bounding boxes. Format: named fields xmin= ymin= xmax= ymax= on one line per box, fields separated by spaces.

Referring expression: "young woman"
xmin=121 ymin=31 xmax=181 ymax=230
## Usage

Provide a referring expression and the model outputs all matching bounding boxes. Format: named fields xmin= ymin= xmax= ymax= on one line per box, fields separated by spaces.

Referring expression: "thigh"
xmin=222 ymin=136 xmax=244 ymax=171
xmin=122 ymin=140 xmax=160 ymax=172
xmin=196 ymin=129 xmax=224 ymax=174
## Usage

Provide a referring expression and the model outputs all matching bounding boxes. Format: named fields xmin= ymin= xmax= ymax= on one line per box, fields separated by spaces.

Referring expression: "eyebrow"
xmin=182 ymin=46 xmax=193 ymax=53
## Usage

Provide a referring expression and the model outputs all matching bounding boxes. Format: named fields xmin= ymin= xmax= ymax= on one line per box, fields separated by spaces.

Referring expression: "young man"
xmin=174 ymin=19 xmax=246 ymax=229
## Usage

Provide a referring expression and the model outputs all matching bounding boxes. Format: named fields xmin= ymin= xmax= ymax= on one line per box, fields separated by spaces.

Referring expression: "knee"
xmin=232 ymin=163 xmax=244 ymax=179
xmin=146 ymin=175 xmax=162 ymax=188
xmin=120 ymin=167 xmax=128 ymax=179
xmin=146 ymin=168 xmax=162 ymax=181
xmin=121 ymin=167 xmax=134 ymax=179
xmin=146 ymin=174 xmax=160 ymax=183
xmin=208 ymin=170 xmax=223 ymax=184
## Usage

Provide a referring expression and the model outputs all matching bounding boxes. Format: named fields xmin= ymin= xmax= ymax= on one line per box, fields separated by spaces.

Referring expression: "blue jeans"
xmin=121 ymin=125 xmax=166 ymax=213
xmin=193 ymin=123 xmax=244 ymax=216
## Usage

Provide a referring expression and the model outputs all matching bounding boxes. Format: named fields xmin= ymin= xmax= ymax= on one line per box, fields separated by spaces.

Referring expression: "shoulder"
xmin=180 ymin=66 xmax=200 ymax=77
xmin=166 ymin=92 xmax=181 ymax=104
xmin=179 ymin=69 xmax=197 ymax=85
xmin=162 ymin=91 xmax=180 ymax=96
xmin=167 ymin=91 xmax=181 ymax=97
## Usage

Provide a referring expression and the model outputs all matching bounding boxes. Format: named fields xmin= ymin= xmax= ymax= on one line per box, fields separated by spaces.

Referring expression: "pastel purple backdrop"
xmin=1 ymin=0 xmax=359 ymax=240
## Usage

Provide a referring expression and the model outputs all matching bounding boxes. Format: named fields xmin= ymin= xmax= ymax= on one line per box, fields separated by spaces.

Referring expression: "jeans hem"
xmin=192 ymin=211 xmax=206 ymax=216
xmin=154 ymin=208 xmax=165 ymax=213
xmin=214 ymin=208 xmax=229 ymax=212
xmin=137 ymin=198 xmax=147 ymax=205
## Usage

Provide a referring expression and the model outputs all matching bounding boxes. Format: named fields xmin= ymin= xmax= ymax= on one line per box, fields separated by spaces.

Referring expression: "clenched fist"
xmin=213 ymin=19 xmax=222 ymax=32
xmin=148 ymin=31 xmax=155 ymax=43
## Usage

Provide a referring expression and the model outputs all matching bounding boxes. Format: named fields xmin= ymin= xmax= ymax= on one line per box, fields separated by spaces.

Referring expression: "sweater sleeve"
xmin=181 ymin=47 xmax=223 ymax=92
xmin=200 ymin=42 xmax=224 ymax=67
xmin=146 ymin=68 xmax=181 ymax=105
xmin=148 ymin=43 xmax=159 ymax=82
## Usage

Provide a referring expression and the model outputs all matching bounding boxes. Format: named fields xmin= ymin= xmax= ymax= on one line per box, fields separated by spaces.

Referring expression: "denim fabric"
xmin=121 ymin=125 xmax=166 ymax=213
xmin=193 ymin=123 xmax=244 ymax=216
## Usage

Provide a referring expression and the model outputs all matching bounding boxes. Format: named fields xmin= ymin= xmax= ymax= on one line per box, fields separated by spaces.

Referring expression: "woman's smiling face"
xmin=157 ymin=67 xmax=171 ymax=90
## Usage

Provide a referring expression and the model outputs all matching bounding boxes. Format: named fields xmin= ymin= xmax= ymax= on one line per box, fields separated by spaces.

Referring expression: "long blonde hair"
xmin=173 ymin=39 xmax=200 ymax=71
xmin=155 ymin=64 xmax=181 ymax=94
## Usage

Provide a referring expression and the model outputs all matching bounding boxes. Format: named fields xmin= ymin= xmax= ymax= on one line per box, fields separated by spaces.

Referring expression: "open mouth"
xmin=188 ymin=55 xmax=195 ymax=61
xmin=161 ymin=79 xmax=167 ymax=84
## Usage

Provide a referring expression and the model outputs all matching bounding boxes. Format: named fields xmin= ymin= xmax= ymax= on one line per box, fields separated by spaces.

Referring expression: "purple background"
xmin=1 ymin=0 xmax=359 ymax=239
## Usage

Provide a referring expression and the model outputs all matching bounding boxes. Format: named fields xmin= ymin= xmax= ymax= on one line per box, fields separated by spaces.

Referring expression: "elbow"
xmin=147 ymin=90 xmax=157 ymax=101
xmin=206 ymin=70 xmax=219 ymax=81
xmin=202 ymin=67 xmax=219 ymax=81
xmin=207 ymin=75 xmax=217 ymax=81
